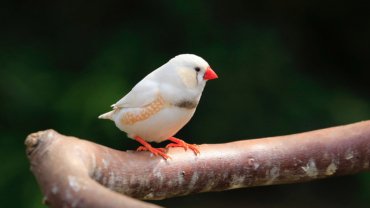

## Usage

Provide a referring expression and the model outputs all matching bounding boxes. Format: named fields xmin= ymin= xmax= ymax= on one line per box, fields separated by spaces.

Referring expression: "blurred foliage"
xmin=0 ymin=1 xmax=369 ymax=207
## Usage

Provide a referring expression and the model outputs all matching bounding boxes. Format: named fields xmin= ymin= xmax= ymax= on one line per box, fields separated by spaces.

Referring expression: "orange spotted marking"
xmin=121 ymin=94 xmax=166 ymax=125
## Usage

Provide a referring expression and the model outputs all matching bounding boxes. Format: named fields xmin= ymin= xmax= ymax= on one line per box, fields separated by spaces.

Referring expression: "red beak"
xmin=203 ymin=66 xmax=218 ymax=80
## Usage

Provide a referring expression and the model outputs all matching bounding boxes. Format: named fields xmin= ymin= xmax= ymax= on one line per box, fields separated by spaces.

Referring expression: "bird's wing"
xmin=112 ymin=80 xmax=159 ymax=109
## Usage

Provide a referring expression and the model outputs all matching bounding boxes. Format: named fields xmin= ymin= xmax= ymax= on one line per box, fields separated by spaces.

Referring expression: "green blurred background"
xmin=1 ymin=1 xmax=369 ymax=207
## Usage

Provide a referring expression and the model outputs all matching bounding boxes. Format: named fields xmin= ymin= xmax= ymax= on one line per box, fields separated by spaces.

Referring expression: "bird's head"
xmin=167 ymin=54 xmax=218 ymax=90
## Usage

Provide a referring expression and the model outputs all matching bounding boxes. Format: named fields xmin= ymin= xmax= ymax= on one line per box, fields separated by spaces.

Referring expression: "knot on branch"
xmin=25 ymin=129 xmax=55 ymax=156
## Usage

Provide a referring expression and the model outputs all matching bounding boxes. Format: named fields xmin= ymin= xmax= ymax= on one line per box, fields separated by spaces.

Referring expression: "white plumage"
xmin=99 ymin=54 xmax=218 ymax=159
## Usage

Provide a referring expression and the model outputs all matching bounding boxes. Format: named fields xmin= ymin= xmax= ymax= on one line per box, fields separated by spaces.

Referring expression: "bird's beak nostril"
xmin=203 ymin=66 xmax=218 ymax=80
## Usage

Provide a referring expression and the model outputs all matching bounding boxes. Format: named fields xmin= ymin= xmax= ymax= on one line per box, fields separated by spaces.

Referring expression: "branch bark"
xmin=25 ymin=121 xmax=370 ymax=208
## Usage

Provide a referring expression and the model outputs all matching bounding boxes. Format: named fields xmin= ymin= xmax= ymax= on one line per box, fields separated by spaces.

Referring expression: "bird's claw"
xmin=136 ymin=146 xmax=170 ymax=160
xmin=166 ymin=137 xmax=200 ymax=155
xmin=137 ymin=146 xmax=165 ymax=152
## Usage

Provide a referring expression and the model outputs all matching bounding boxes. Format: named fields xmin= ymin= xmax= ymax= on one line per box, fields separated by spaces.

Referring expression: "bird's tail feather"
xmin=98 ymin=110 xmax=114 ymax=120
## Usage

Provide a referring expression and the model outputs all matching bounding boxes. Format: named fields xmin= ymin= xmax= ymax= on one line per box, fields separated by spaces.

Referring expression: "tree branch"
xmin=25 ymin=121 xmax=370 ymax=208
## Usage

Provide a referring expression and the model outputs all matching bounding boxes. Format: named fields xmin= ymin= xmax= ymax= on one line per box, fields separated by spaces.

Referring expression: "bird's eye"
xmin=194 ymin=67 xmax=200 ymax=72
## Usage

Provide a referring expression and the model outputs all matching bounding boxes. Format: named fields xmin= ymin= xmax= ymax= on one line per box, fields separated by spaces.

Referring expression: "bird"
xmin=98 ymin=54 xmax=218 ymax=159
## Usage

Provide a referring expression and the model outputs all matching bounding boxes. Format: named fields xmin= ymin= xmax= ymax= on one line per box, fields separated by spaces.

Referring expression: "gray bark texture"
xmin=25 ymin=121 xmax=370 ymax=208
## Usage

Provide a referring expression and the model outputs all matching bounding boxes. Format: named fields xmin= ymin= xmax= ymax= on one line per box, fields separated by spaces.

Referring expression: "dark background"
xmin=1 ymin=1 xmax=369 ymax=207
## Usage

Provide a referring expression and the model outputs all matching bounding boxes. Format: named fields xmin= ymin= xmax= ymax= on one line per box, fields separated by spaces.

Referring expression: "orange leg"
xmin=134 ymin=136 xmax=170 ymax=160
xmin=166 ymin=137 xmax=200 ymax=155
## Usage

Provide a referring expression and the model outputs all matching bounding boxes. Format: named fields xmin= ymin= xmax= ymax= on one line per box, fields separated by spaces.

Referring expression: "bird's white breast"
xmin=113 ymin=104 xmax=196 ymax=142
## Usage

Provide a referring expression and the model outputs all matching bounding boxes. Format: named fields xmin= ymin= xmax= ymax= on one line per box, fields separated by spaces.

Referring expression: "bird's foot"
xmin=134 ymin=136 xmax=171 ymax=160
xmin=136 ymin=146 xmax=170 ymax=159
xmin=136 ymin=146 xmax=165 ymax=152
xmin=166 ymin=137 xmax=200 ymax=155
